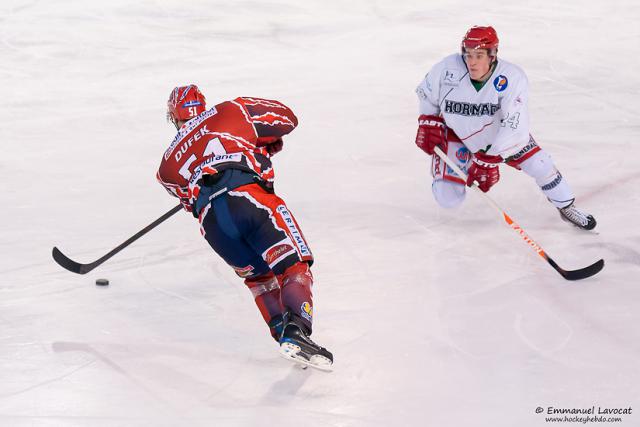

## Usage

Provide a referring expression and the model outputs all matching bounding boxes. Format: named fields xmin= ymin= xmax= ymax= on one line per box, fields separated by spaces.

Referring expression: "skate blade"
xmin=279 ymin=342 xmax=333 ymax=372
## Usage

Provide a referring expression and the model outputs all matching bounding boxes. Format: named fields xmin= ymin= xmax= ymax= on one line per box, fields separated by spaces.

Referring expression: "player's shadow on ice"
xmin=260 ymin=367 xmax=311 ymax=404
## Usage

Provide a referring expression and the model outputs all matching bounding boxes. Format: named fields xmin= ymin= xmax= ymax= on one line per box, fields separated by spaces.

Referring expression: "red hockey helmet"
xmin=167 ymin=85 xmax=206 ymax=126
xmin=461 ymin=26 xmax=499 ymax=55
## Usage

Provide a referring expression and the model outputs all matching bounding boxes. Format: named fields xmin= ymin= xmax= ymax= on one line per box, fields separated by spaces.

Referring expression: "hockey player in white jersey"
xmin=415 ymin=26 xmax=596 ymax=230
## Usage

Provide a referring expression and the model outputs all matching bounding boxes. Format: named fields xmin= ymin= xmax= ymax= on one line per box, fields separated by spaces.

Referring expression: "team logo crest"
xmin=301 ymin=302 xmax=313 ymax=322
xmin=493 ymin=75 xmax=508 ymax=92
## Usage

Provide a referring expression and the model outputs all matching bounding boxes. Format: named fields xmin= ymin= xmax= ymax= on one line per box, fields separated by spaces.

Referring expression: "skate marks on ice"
xmin=0 ymin=344 xmax=97 ymax=400
xmin=0 ymin=339 xmax=275 ymax=424
xmin=49 ymin=341 xmax=273 ymax=416
xmin=436 ymin=278 xmax=575 ymax=360
xmin=573 ymin=170 xmax=640 ymax=209
xmin=50 ymin=341 xmax=180 ymax=411
xmin=257 ymin=362 xmax=374 ymax=427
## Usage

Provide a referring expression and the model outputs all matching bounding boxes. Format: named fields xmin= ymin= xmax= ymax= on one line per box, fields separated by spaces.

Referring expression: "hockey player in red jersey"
xmin=157 ymin=85 xmax=332 ymax=370
xmin=415 ymin=26 xmax=596 ymax=230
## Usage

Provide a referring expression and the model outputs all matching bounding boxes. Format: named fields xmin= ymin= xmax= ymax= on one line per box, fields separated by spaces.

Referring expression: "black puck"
xmin=95 ymin=279 xmax=109 ymax=286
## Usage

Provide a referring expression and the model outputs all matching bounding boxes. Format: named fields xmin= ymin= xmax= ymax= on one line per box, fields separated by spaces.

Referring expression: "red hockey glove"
xmin=415 ymin=115 xmax=445 ymax=155
xmin=265 ymin=138 xmax=284 ymax=156
xmin=466 ymin=152 xmax=502 ymax=192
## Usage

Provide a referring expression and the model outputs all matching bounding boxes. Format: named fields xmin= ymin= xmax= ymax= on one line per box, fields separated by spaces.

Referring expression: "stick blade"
xmin=52 ymin=247 xmax=93 ymax=275
xmin=549 ymin=258 xmax=605 ymax=281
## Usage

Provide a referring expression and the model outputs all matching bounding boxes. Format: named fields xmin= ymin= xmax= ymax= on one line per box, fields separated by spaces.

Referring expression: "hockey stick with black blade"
xmin=433 ymin=146 xmax=604 ymax=281
xmin=52 ymin=204 xmax=183 ymax=275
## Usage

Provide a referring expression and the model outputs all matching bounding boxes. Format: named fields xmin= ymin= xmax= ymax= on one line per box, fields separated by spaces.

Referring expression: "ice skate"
xmin=279 ymin=322 xmax=333 ymax=372
xmin=559 ymin=202 xmax=596 ymax=230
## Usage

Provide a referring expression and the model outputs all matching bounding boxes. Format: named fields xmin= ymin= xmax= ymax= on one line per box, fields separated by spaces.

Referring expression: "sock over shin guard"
xmin=278 ymin=262 xmax=314 ymax=334
xmin=245 ymin=273 xmax=284 ymax=339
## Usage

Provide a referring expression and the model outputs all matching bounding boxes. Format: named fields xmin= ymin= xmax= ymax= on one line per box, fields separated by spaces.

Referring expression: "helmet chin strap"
xmin=477 ymin=60 xmax=497 ymax=82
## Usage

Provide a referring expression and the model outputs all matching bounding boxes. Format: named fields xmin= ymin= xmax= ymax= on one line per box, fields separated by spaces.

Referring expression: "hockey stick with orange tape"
xmin=433 ymin=146 xmax=604 ymax=281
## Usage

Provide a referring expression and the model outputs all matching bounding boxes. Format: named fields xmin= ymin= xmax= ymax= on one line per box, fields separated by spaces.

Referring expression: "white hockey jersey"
xmin=416 ymin=54 xmax=530 ymax=158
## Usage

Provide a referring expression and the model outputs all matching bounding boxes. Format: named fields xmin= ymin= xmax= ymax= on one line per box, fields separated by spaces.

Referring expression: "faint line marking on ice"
xmin=135 ymin=255 xmax=261 ymax=402
xmin=540 ymin=60 xmax=640 ymax=119
xmin=513 ymin=314 xmax=573 ymax=357
xmin=441 ymin=274 xmax=526 ymax=301
xmin=137 ymin=251 xmax=242 ymax=306
xmin=0 ymin=415 xmax=148 ymax=422
xmin=437 ymin=334 xmax=481 ymax=359
xmin=548 ymin=293 xmax=640 ymax=359
xmin=439 ymin=276 xmax=548 ymax=358
xmin=577 ymin=170 xmax=640 ymax=204
xmin=148 ymin=286 xmax=193 ymax=303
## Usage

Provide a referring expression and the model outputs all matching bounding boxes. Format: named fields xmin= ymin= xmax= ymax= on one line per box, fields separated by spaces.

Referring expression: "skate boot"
xmin=279 ymin=318 xmax=333 ymax=371
xmin=558 ymin=202 xmax=596 ymax=230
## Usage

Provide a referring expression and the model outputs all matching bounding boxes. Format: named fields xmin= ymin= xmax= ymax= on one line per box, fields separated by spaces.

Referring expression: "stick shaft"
xmin=432 ymin=146 xmax=604 ymax=280
xmin=52 ymin=204 xmax=183 ymax=274
xmin=433 ymin=146 xmax=548 ymax=260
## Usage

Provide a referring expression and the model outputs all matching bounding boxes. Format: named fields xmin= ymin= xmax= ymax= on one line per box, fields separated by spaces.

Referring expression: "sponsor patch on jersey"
xmin=455 ymin=146 xmax=471 ymax=164
xmin=276 ymin=205 xmax=311 ymax=258
xmin=444 ymin=100 xmax=500 ymax=116
xmin=443 ymin=70 xmax=459 ymax=86
xmin=188 ymin=153 xmax=243 ymax=186
xmin=264 ymin=242 xmax=296 ymax=267
xmin=300 ymin=302 xmax=313 ymax=322
xmin=183 ymin=100 xmax=202 ymax=107
xmin=493 ymin=75 xmax=508 ymax=92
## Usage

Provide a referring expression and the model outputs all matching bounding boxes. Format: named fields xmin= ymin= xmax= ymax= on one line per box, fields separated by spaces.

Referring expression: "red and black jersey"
xmin=157 ymin=97 xmax=298 ymax=209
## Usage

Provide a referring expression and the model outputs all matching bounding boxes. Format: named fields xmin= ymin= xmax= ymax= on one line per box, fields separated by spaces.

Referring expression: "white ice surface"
xmin=2 ymin=1 xmax=639 ymax=426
